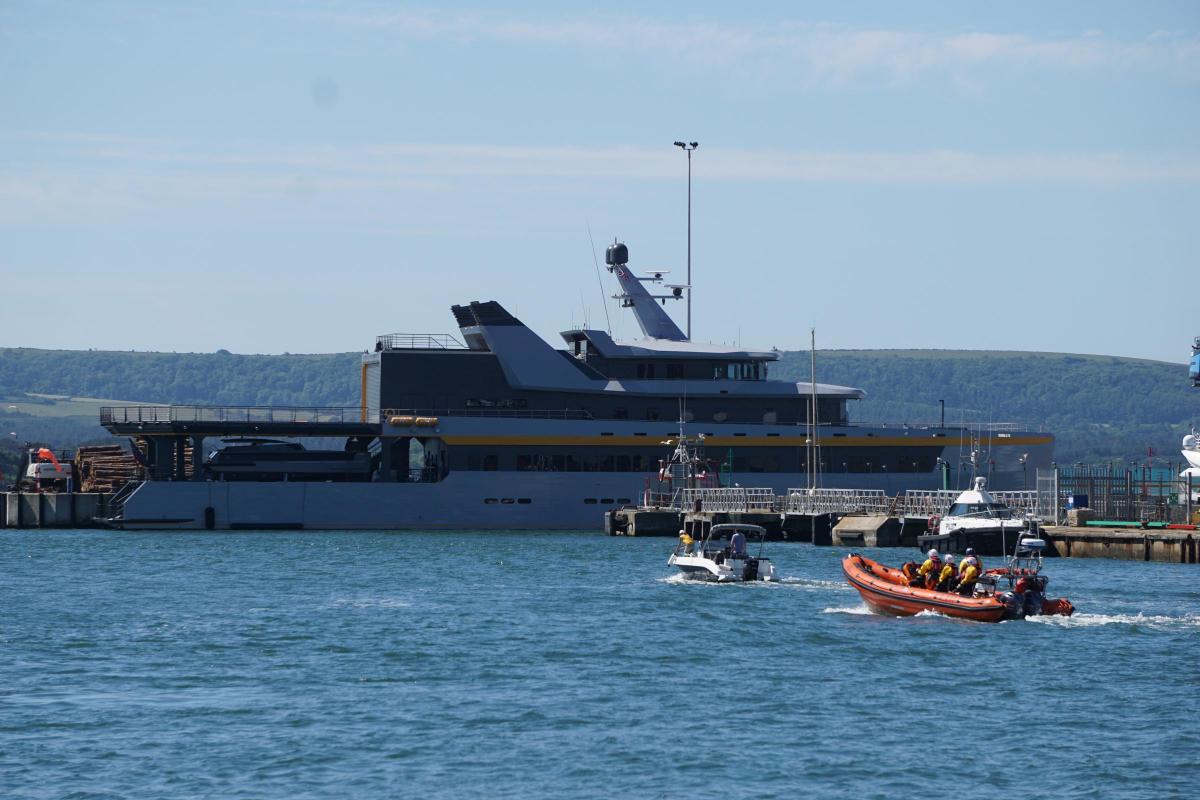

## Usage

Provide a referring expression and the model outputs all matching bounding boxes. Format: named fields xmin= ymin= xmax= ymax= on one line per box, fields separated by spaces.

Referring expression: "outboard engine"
xmin=999 ymin=591 xmax=1023 ymax=619
xmin=742 ymin=559 xmax=760 ymax=581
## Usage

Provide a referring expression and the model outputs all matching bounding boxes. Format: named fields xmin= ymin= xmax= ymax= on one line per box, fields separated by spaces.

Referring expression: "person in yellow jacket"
xmin=957 ymin=549 xmax=982 ymax=595
xmin=915 ymin=549 xmax=942 ymax=588
xmin=678 ymin=529 xmax=694 ymax=553
xmin=935 ymin=554 xmax=957 ymax=592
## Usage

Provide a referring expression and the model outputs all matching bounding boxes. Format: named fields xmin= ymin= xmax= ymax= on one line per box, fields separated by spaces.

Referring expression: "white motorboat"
xmin=667 ymin=523 xmax=776 ymax=582
xmin=934 ymin=477 xmax=1027 ymax=543
xmin=1181 ymin=430 xmax=1200 ymax=506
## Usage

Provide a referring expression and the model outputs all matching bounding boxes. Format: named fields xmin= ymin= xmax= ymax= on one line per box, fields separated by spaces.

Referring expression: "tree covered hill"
xmin=773 ymin=349 xmax=1195 ymax=465
xmin=0 ymin=346 xmax=1195 ymax=466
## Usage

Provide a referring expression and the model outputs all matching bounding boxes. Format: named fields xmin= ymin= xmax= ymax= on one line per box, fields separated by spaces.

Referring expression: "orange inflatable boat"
xmin=842 ymin=552 xmax=1074 ymax=623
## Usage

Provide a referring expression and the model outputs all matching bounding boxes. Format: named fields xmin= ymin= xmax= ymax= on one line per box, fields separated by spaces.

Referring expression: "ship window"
xmin=614 ymin=407 xmax=628 ymax=419
xmin=583 ymin=498 xmax=598 ymax=504
xmin=734 ymin=432 xmax=746 ymax=437
xmin=666 ymin=363 xmax=683 ymax=379
xmin=600 ymin=498 xmax=614 ymax=504
xmin=484 ymin=498 xmax=499 ymax=504
xmin=617 ymin=497 xmax=632 ymax=504
xmin=713 ymin=364 xmax=728 ymax=379
xmin=517 ymin=454 xmax=533 ymax=470
xmin=518 ymin=498 xmax=532 ymax=504
xmin=601 ymin=432 xmax=614 ymax=436
xmin=483 ymin=454 xmax=499 ymax=471
xmin=616 ymin=455 xmax=630 ymax=472
xmin=645 ymin=408 xmax=660 ymax=420
xmin=552 ymin=455 xmax=565 ymax=471
xmin=634 ymin=432 xmax=646 ymax=436
xmin=501 ymin=498 xmax=515 ymax=504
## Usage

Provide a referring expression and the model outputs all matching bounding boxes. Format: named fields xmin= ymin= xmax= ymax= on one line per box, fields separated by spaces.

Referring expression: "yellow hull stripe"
xmin=438 ymin=435 xmax=1053 ymax=448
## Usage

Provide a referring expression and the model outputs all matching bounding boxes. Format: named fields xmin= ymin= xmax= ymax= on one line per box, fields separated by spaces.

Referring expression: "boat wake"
xmin=326 ymin=597 xmax=413 ymax=609
xmin=779 ymin=576 xmax=853 ymax=592
xmin=821 ymin=604 xmax=875 ymax=616
xmin=1026 ymin=611 xmax=1200 ymax=630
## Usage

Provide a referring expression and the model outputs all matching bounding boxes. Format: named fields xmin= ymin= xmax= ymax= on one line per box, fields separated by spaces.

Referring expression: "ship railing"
xmin=100 ymin=406 xmax=362 ymax=425
xmin=840 ymin=421 xmax=1031 ymax=433
xmin=381 ymin=408 xmax=594 ymax=420
xmin=375 ymin=333 xmax=467 ymax=350
xmin=784 ymin=488 xmax=890 ymax=515
xmin=678 ymin=487 xmax=777 ymax=513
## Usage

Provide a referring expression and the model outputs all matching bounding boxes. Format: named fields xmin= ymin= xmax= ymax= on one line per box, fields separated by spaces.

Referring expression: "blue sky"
xmin=2 ymin=1 xmax=1197 ymax=362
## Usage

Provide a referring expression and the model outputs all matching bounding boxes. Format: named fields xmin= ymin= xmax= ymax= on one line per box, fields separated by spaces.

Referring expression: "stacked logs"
xmin=75 ymin=444 xmax=144 ymax=493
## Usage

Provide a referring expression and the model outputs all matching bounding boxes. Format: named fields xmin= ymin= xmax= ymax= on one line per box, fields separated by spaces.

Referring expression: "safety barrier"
xmin=678 ymin=487 xmax=777 ymax=513
xmin=783 ymin=488 xmax=890 ymax=515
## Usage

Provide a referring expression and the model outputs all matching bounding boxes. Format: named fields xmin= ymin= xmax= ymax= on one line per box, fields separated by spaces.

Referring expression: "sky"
xmin=1 ymin=0 xmax=1197 ymax=363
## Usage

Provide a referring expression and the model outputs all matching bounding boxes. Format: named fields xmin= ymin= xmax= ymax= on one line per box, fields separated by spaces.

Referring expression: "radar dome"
xmin=605 ymin=242 xmax=629 ymax=266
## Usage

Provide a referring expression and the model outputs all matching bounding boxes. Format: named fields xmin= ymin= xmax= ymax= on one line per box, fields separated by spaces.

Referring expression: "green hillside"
xmin=773 ymin=350 xmax=1195 ymax=465
xmin=1 ymin=347 xmax=1196 ymax=472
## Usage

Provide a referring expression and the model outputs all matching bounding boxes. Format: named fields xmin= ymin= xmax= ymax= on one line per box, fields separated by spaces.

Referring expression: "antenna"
xmin=587 ymin=223 xmax=612 ymax=335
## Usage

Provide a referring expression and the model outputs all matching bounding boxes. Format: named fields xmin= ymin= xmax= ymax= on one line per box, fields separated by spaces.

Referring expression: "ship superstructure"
xmin=99 ymin=242 xmax=1053 ymax=530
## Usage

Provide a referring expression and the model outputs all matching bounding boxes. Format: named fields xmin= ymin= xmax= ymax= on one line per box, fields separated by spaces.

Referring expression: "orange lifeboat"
xmin=842 ymin=554 xmax=1009 ymax=623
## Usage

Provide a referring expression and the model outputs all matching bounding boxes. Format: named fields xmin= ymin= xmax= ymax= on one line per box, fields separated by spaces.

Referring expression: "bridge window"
xmin=666 ymin=363 xmax=683 ymax=379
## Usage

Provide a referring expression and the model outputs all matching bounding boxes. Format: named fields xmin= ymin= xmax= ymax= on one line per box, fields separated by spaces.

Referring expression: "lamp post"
xmin=673 ymin=140 xmax=698 ymax=340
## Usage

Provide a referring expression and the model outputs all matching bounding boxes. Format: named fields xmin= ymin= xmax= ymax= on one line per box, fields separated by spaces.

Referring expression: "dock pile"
xmin=74 ymin=445 xmax=143 ymax=493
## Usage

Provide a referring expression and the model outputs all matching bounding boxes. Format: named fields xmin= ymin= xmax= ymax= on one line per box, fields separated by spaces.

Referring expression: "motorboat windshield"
xmin=947 ymin=502 xmax=1015 ymax=520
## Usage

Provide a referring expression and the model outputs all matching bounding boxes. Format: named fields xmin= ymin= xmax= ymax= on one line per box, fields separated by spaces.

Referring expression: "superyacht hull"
xmin=111 ymin=461 xmax=1043 ymax=531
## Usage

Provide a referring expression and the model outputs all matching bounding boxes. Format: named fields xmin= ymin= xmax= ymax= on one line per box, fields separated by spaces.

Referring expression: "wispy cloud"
xmin=294 ymin=7 xmax=1200 ymax=85
xmin=4 ymin=130 xmax=1200 ymax=226
xmin=8 ymin=133 xmax=1200 ymax=184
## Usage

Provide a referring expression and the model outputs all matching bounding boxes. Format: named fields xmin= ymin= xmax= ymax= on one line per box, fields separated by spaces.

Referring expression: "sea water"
xmin=2 ymin=530 xmax=1197 ymax=799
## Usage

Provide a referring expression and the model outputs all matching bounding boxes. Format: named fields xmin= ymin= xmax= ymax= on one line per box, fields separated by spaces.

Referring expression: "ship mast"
xmin=808 ymin=328 xmax=820 ymax=492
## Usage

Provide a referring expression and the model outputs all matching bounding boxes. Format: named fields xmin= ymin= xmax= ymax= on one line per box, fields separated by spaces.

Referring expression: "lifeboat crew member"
xmin=935 ymin=555 xmax=957 ymax=592
xmin=916 ymin=549 xmax=942 ymax=588
xmin=957 ymin=549 xmax=982 ymax=595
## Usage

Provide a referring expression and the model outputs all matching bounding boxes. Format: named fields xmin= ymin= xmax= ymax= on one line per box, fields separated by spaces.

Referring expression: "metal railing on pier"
xmin=784 ymin=488 xmax=890 ymax=515
xmin=678 ymin=487 xmax=778 ymax=513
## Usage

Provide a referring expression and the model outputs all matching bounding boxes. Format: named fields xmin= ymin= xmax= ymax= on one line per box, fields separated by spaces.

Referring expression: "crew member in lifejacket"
xmin=901 ymin=562 xmax=920 ymax=585
xmin=957 ymin=549 xmax=982 ymax=595
xmin=678 ymin=529 xmax=694 ymax=553
xmin=935 ymin=554 xmax=957 ymax=592
xmin=915 ymin=549 xmax=942 ymax=588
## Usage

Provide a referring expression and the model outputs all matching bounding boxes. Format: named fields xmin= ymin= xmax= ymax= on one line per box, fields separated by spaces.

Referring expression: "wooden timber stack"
xmin=74 ymin=445 xmax=144 ymax=493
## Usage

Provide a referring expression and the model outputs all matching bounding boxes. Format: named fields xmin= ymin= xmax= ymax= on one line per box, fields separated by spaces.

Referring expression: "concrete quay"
xmin=2 ymin=492 xmax=110 ymax=529
xmin=1043 ymin=526 xmax=1200 ymax=563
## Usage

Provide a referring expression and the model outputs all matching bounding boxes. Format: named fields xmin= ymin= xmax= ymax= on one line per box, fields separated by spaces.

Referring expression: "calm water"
xmin=2 ymin=530 xmax=1198 ymax=799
